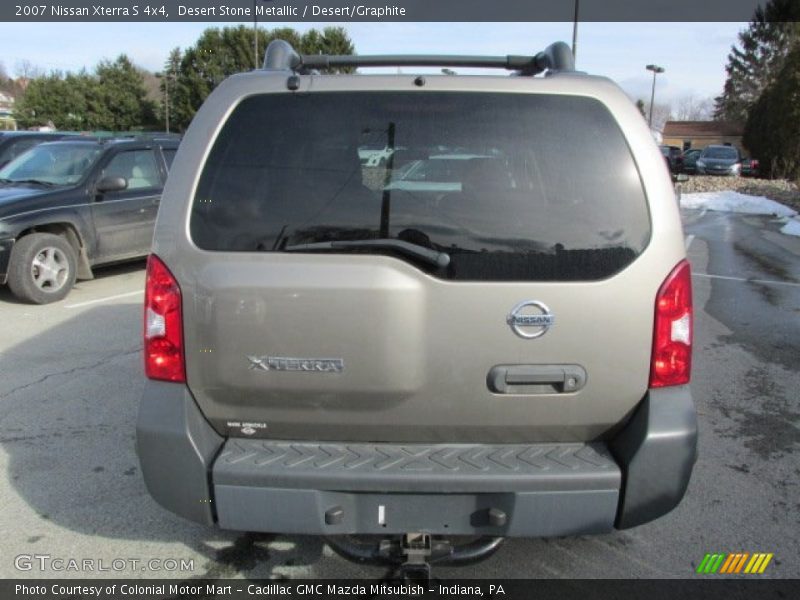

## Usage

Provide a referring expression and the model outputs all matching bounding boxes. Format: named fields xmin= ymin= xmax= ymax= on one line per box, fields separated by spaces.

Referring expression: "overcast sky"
xmin=0 ymin=21 xmax=745 ymax=103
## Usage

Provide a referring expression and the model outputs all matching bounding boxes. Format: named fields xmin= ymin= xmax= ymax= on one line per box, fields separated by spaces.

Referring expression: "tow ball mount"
xmin=324 ymin=534 xmax=505 ymax=581
xmin=397 ymin=533 xmax=435 ymax=581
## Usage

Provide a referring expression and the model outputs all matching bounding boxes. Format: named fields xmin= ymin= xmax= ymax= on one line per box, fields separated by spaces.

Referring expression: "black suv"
xmin=0 ymin=135 xmax=179 ymax=303
xmin=0 ymin=131 xmax=80 ymax=169
xmin=659 ymin=145 xmax=682 ymax=173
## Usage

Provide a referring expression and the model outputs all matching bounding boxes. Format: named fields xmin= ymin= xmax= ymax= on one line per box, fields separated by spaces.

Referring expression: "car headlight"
xmin=696 ymin=160 xmax=706 ymax=168
xmin=731 ymin=163 xmax=740 ymax=172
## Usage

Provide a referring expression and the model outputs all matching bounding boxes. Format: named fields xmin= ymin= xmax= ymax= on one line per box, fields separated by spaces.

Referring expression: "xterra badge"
xmin=507 ymin=301 xmax=555 ymax=339
xmin=247 ymin=356 xmax=345 ymax=373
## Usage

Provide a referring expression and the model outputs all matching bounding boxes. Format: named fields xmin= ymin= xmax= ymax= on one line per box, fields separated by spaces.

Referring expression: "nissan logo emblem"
xmin=507 ymin=301 xmax=555 ymax=339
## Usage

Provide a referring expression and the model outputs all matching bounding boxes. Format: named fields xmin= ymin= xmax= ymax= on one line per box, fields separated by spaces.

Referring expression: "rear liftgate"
xmin=264 ymin=39 xmax=576 ymax=581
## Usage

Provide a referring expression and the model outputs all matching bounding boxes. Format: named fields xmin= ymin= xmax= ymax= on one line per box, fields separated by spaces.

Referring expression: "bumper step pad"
xmin=214 ymin=439 xmax=620 ymax=493
xmin=212 ymin=440 xmax=621 ymax=536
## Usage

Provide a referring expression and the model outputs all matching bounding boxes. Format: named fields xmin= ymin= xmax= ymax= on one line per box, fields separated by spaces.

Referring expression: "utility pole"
xmin=164 ymin=74 xmax=169 ymax=133
xmin=155 ymin=71 xmax=171 ymax=133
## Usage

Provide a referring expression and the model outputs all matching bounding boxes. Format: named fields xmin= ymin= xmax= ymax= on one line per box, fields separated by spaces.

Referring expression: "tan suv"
xmin=137 ymin=41 xmax=696 ymax=570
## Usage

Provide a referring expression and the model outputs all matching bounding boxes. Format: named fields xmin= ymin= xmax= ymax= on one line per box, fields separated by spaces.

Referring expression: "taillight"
xmin=144 ymin=254 xmax=185 ymax=382
xmin=650 ymin=259 xmax=692 ymax=388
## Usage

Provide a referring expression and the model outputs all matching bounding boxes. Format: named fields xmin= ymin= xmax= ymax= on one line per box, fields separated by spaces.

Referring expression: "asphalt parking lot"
xmin=1 ymin=208 xmax=798 ymax=580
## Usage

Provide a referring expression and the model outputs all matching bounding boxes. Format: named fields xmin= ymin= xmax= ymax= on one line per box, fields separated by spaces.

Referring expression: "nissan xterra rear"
xmin=137 ymin=40 xmax=697 ymax=571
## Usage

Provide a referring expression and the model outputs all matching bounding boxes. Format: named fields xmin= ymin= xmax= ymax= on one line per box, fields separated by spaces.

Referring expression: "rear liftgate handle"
xmin=487 ymin=364 xmax=587 ymax=394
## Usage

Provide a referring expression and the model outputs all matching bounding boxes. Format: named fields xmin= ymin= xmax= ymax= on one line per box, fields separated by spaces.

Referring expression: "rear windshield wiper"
xmin=284 ymin=239 xmax=450 ymax=268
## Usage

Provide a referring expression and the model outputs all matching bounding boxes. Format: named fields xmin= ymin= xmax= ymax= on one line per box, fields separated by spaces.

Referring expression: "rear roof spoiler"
xmin=262 ymin=40 xmax=575 ymax=76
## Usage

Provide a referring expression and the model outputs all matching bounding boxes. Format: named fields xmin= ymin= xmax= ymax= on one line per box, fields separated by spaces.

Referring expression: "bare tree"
xmin=670 ymin=95 xmax=714 ymax=121
xmin=638 ymin=95 xmax=714 ymax=130
xmin=0 ymin=61 xmax=12 ymax=96
xmin=637 ymin=99 xmax=673 ymax=131
xmin=138 ymin=67 xmax=162 ymax=105
xmin=14 ymin=59 xmax=43 ymax=80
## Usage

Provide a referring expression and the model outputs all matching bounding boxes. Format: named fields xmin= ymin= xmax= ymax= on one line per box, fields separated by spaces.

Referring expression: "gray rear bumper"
xmin=137 ymin=381 xmax=696 ymax=536
xmin=609 ymin=385 xmax=698 ymax=529
xmin=214 ymin=439 xmax=620 ymax=536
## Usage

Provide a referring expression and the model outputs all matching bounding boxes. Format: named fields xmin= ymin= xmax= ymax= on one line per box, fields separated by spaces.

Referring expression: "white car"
xmin=384 ymin=154 xmax=502 ymax=192
xmin=358 ymin=143 xmax=396 ymax=166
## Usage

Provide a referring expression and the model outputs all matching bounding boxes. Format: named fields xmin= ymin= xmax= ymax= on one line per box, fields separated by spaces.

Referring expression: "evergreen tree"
xmin=96 ymin=55 xmax=157 ymax=130
xmin=300 ymin=26 xmax=355 ymax=59
xmin=171 ymin=26 xmax=355 ymax=131
xmin=635 ymin=99 xmax=646 ymax=119
xmin=14 ymin=57 xmax=157 ymax=131
xmin=14 ymin=72 xmax=90 ymax=129
xmin=714 ymin=0 xmax=800 ymax=122
xmin=743 ymin=42 xmax=800 ymax=180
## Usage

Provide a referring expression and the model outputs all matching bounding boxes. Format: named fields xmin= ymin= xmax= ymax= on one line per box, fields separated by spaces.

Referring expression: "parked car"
xmin=741 ymin=157 xmax=760 ymax=177
xmin=384 ymin=153 xmax=511 ymax=193
xmin=659 ymin=144 xmax=683 ymax=173
xmin=137 ymin=40 xmax=696 ymax=573
xmin=696 ymin=144 xmax=742 ymax=176
xmin=680 ymin=148 xmax=702 ymax=174
xmin=0 ymin=135 xmax=179 ymax=303
xmin=358 ymin=143 xmax=400 ymax=167
xmin=0 ymin=131 xmax=81 ymax=169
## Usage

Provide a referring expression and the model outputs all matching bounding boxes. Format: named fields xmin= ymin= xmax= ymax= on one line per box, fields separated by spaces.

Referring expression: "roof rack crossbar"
xmin=262 ymin=40 xmax=575 ymax=76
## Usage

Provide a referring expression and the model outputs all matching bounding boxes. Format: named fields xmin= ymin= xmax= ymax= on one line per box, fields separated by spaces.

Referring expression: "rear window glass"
xmin=0 ymin=138 xmax=42 ymax=166
xmin=703 ymin=146 xmax=738 ymax=159
xmin=191 ymin=92 xmax=650 ymax=281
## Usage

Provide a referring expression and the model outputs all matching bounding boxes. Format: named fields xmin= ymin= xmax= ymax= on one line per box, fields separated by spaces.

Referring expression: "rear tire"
xmin=7 ymin=233 xmax=78 ymax=304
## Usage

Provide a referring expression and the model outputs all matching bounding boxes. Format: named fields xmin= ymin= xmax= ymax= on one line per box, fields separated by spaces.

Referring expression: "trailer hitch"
xmin=397 ymin=534 xmax=437 ymax=581
xmin=324 ymin=534 xmax=505 ymax=581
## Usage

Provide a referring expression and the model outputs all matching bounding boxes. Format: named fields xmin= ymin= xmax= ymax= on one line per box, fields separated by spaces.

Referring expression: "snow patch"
xmin=780 ymin=218 xmax=800 ymax=237
xmin=681 ymin=191 xmax=797 ymax=218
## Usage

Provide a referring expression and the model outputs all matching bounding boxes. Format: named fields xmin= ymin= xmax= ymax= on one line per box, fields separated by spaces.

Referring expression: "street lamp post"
xmin=646 ymin=64 xmax=664 ymax=128
xmin=572 ymin=0 xmax=579 ymax=64
xmin=253 ymin=0 xmax=258 ymax=69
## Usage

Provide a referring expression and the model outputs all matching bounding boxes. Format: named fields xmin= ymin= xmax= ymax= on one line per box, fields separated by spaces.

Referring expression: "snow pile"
xmin=681 ymin=191 xmax=797 ymax=218
xmin=780 ymin=218 xmax=800 ymax=237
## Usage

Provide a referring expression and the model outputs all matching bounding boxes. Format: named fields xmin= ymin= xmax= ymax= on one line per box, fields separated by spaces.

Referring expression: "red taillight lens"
xmin=650 ymin=259 xmax=692 ymax=388
xmin=144 ymin=254 xmax=185 ymax=382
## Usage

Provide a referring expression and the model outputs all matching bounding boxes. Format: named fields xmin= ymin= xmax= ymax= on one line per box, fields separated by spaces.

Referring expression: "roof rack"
xmin=84 ymin=131 xmax=182 ymax=141
xmin=262 ymin=40 xmax=575 ymax=76
xmin=46 ymin=133 xmax=182 ymax=146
